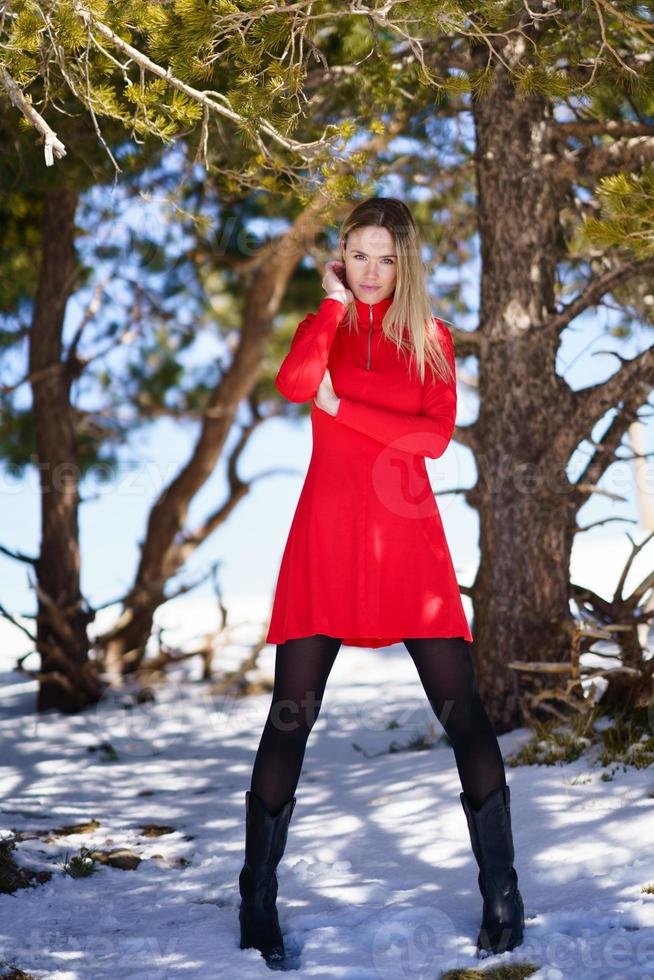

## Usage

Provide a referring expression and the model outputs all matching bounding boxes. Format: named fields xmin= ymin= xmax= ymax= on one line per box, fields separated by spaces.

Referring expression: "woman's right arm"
xmin=274 ymin=297 xmax=346 ymax=402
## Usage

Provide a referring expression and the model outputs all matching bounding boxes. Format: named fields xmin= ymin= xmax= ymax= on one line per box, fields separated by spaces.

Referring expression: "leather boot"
xmin=239 ymin=789 xmax=297 ymax=964
xmin=460 ymin=781 xmax=525 ymax=955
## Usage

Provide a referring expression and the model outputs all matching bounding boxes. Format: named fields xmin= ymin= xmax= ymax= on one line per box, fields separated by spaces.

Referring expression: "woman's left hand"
xmin=314 ymin=368 xmax=340 ymax=417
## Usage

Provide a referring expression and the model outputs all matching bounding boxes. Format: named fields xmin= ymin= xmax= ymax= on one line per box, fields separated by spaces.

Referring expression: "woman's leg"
xmin=250 ymin=633 xmax=343 ymax=816
xmin=402 ymin=636 xmax=525 ymax=953
xmin=402 ymin=636 xmax=506 ymax=809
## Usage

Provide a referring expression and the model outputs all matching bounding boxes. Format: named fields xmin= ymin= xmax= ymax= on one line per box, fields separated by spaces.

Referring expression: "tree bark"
xmin=466 ymin=42 xmax=654 ymax=730
xmin=29 ymin=188 xmax=99 ymax=712
xmin=467 ymin=53 xmax=580 ymax=731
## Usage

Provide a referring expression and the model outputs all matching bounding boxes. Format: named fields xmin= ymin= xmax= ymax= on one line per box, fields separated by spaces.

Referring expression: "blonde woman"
xmin=238 ymin=197 xmax=524 ymax=965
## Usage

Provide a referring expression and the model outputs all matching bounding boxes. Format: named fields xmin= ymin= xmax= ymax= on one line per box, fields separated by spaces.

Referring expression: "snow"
xmin=1 ymin=606 xmax=654 ymax=979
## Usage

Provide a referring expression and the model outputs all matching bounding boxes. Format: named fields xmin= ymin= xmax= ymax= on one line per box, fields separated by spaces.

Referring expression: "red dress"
xmin=266 ymin=293 xmax=473 ymax=649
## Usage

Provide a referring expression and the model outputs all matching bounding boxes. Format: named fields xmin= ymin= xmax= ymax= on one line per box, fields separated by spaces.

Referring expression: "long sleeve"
xmin=333 ymin=320 xmax=457 ymax=459
xmin=275 ymin=297 xmax=346 ymax=402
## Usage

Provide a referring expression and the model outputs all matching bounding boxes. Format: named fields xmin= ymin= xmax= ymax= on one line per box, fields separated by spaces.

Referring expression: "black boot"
xmin=239 ymin=789 xmax=297 ymax=965
xmin=460 ymin=781 xmax=525 ymax=955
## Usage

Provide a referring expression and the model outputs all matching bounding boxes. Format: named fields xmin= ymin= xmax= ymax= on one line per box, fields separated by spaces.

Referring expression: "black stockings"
xmin=402 ymin=636 xmax=506 ymax=809
xmin=249 ymin=634 xmax=505 ymax=816
xmin=250 ymin=634 xmax=342 ymax=816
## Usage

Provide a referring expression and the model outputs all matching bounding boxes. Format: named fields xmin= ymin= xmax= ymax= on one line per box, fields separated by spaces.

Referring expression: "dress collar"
xmin=353 ymin=292 xmax=395 ymax=328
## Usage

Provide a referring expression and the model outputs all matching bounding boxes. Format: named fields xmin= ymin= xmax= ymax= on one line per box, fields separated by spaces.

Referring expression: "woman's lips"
xmin=361 ymin=284 xmax=379 ymax=290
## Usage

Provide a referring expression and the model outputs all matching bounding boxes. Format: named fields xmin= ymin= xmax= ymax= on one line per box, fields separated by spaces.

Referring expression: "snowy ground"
xmin=1 ymin=611 xmax=654 ymax=979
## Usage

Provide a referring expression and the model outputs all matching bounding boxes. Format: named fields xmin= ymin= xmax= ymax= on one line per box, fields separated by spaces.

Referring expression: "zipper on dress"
xmin=366 ymin=303 xmax=372 ymax=370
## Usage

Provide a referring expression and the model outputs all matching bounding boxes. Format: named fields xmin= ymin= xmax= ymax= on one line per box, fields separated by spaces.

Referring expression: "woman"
xmin=238 ymin=197 xmax=524 ymax=965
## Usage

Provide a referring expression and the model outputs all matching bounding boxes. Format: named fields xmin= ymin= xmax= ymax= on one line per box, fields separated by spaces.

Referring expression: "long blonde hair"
xmin=338 ymin=197 xmax=455 ymax=387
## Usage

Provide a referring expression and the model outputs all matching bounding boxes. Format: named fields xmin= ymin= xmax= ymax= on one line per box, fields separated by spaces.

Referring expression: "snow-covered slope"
xmin=1 ymin=618 xmax=653 ymax=979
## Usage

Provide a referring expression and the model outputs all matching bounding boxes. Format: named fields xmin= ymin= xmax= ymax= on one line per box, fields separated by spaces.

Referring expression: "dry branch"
xmin=546 ymin=258 xmax=654 ymax=336
xmin=546 ymin=344 xmax=654 ymax=470
xmin=559 ymin=134 xmax=654 ymax=180
xmin=0 ymin=66 xmax=67 ymax=165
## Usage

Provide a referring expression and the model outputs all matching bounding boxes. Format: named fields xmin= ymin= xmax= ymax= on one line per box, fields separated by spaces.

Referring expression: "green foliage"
xmin=3 ymin=0 xmax=653 ymax=200
xmin=0 ymin=192 xmax=43 ymax=310
xmin=596 ymin=706 xmax=654 ymax=769
xmin=124 ymin=78 xmax=204 ymax=131
xmin=574 ymin=171 xmax=654 ymax=259
xmin=340 ymin=16 xmax=375 ymax=61
xmin=514 ymin=64 xmax=575 ymax=99
xmin=10 ymin=5 xmax=43 ymax=55
xmin=441 ymin=965 xmax=540 ymax=980
xmin=50 ymin=0 xmax=89 ymax=50
xmin=0 ymin=836 xmax=24 ymax=894
xmin=506 ymin=706 xmax=654 ymax=771
xmin=0 ymin=404 xmax=37 ymax=473
xmin=0 ymin=395 xmax=122 ymax=478
xmin=172 ymin=0 xmax=215 ymax=46
xmin=246 ymin=11 xmax=294 ymax=56
xmin=62 ymin=846 xmax=98 ymax=878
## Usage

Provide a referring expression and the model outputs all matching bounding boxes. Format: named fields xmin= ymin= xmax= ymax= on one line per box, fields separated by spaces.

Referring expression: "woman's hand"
xmin=314 ymin=368 xmax=340 ymax=417
xmin=322 ymin=261 xmax=354 ymax=306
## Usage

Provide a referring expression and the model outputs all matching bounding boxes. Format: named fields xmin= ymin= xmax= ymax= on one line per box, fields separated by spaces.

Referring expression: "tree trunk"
xmin=467 ymin=55 xmax=578 ymax=731
xmin=29 ymin=188 xmax=99 ymax=713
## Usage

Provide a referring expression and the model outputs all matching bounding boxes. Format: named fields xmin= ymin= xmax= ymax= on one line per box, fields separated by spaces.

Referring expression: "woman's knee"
xmin=438 ymin=690 xmax=494 ymax=742
xmin=266 ymin=694 xmax=323 ymax=740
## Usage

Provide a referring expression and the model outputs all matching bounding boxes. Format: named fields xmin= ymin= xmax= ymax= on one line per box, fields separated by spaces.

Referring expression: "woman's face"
xmin=341 ymin=225 xmax=397 ymax=303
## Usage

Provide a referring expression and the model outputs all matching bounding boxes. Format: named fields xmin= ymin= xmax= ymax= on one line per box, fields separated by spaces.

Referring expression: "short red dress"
xmin=266 ymin=292 xmax=473 ymax=648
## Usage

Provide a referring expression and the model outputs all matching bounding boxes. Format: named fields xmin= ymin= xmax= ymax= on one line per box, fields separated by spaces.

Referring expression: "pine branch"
xmin=573 ymin=483 xmax=629 ymax=503
xmin=614 ymin=529 xmax=654 ymax=606
xmin=449 ymin=326 xmax=480 ymax=358
xmin=559 ymin=134 xmax=654 ymax=180
xmin=0 ymin=361 xmax=68 ymax=395
xmin=0 ymin=543 xmax=37 ymax=565
xmin=546 ymin=257 xmax=654 ymax=334
xmin=65 ymin=276 xmax=110 ymax=369
xmin=572 ymin=389 xmax=654 ymax=497
xmin=71 ymin=2 xmax=331 ymax=160
xmin=0 ymin=66 xmax=67 ymax=166
xmin=548 ymin=344 xmax=654 ymax=472
xmin=302 ymin=37 xmax=475 ymax=94
xmin=574 ymin=516 xmax=637 ymax=534
xmin=177 ymin=413 xmax=274 ymax=562
xmin=0 ymin=602 xmax=37 ymax=643
xmin=628 ymin=562 xmax=654 ymax=608
xmin=555 ymin=120 xmax=654 ymax=139
xmin=452 ymin=423 xmax=478 ymax=452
